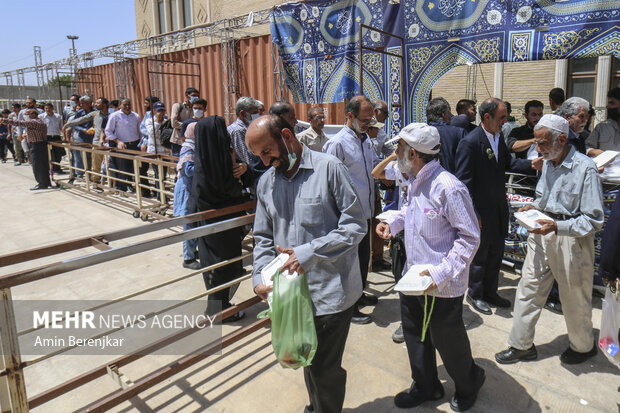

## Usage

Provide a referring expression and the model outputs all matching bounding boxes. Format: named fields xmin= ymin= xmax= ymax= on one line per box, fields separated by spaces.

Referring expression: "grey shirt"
xmin=585 ymin=119 xmax=620 ymax=154
xmin=252 ymin=146 xmax=366 ymax=316
xmin=534 ymin=145 xmax=604 ymax=237
xmin=64 ymin=110 xmax=108 ymax=145
xmin=324 ymin=125 xmax=379 ymax=220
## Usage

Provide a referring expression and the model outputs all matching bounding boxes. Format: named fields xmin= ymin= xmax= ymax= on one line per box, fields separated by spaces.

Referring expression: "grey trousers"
xmin=508 ymin=232 xmax=594 ymax=353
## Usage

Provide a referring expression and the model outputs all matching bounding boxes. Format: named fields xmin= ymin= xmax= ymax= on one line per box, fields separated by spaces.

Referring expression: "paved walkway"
xmin=1 ymin=162 xmax=618 ymax=412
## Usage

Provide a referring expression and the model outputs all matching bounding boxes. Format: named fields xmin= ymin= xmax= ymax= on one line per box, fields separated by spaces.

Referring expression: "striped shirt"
xmin=227 ymin=118 xmax=252 ymax=164
xmin=386 ymin=160 xmax=480 ymax=297
xmin=4 ymin=118 xmax=47 ymax=143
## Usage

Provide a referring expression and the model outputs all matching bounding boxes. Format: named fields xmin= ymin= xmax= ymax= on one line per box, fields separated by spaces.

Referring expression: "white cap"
xmin=537 ymin=114 xmax=569 ymax=136
xmin=386 ymin=123 xmax=440 ymax=154
xmin=369 ymin=117 xmax=385 ymax=129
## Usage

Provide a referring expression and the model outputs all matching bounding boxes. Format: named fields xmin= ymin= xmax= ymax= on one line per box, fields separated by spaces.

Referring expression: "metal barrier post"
xmin=157 ymin=163 xmax=165 ymax=205
xmin=133 ymin=158 xmax=142 ymax=210
xmin=0 ymin=289 xmax=28 ymax=413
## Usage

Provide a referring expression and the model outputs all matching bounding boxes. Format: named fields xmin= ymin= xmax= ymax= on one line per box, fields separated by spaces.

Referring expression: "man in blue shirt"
xmin=324 ymin=96 xmax=379 ymax=324
xmin=71 ymin=95 xmax=95 ymax=177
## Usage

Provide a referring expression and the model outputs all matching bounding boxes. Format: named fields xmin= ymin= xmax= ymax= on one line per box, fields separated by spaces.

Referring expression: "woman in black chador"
xmin=192 ymin=115 xmax=253 ymax=321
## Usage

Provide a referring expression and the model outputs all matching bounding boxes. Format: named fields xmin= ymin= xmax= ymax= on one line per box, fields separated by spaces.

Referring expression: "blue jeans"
xmin=183 ymin=222 xmax=197 ymax=261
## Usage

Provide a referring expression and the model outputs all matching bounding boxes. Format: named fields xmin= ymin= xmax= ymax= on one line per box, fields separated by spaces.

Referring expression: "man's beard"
xmin=351 ymin=119 xmax=365 ymax=134
xmin=397 ymin=154 xmax=414 ymax=175
xmin=270 ymin=138 xmax=291 ymax=173
xmin=542 ymin=141 xmax=564 ymax=161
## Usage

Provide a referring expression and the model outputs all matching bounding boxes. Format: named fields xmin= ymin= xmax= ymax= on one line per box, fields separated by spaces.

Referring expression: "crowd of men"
xmin=1 ymin=85 xmax=619 ymax=412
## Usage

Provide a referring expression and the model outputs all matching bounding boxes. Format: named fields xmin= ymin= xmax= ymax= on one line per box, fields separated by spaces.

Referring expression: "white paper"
xmin=594 ymin=150 xmax=619 ymax=169
xmin=514 ymin=210 xmax=552 ymax=230
xmin=260 ymin=253 xmax=290 ymax=287
xmin=376 ymin=209 xmax=402 ymax=223
xmin=395 ymin=264 xmax=434 ymax=296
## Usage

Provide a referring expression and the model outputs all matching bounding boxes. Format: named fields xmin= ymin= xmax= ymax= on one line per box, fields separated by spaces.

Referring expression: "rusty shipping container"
xmin=79 ymin=34 xmax=346 ymax=126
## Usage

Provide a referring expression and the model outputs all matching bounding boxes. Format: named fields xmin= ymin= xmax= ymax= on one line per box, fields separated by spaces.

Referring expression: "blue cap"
xmin=153 ymin=102 xmax=165 ymax=111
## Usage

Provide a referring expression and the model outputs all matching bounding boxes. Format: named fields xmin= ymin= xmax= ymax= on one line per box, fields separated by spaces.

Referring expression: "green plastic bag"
xmin=258 ymin=270 xmax=317 ymax=369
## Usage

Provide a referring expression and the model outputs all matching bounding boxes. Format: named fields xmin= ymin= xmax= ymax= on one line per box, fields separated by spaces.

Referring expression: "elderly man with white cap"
xmin=496 ymin=114 xmax=604 ymax=365
xmin=377 ymin=123 xmax=485 ymax=412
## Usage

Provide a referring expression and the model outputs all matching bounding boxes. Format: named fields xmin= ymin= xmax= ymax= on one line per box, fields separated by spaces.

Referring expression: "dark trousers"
xmin=401 ymin=294 xmax=481 ymax=399
xmin=358 ymin=219 xmax=371 ymax=289
xmin=199 ymin=219 xmax=244 ymax=315
xmin=109 ymin=140 xmax=139 ymax=191
xmin=468 ymin=223 xmax=504 ymax=300
xmin=0 ymin=137 xmax=7 ymax=160
xmin=138 ymin=160 xmax=150 ymax=196
xmin=303 ymin=305 xmax=354 ymax=413
xmin=47 ymin=135 xmax=64 ymax=172
xmin=29 ymin=141 xmax=51 ymax=187
xmin=171 ymin=142 xmax=182 ymax=157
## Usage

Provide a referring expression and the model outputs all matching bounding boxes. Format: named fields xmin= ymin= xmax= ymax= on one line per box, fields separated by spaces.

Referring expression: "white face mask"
xmin=193 ymin=109 xmax=204 ymax=118
xmin=69 ymin=101 xmax=76 ymax=108
xmin=282 ymin=137 xmax=297 ymax=172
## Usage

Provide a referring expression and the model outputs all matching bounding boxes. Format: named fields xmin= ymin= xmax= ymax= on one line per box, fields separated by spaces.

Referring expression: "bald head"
xmin=246 ymin=115 xmax=301 ymax=174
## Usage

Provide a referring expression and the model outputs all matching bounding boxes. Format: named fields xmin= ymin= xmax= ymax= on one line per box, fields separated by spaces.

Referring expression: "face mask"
xmin=189 ymin=96 xmax=198 ymax=104
xmin=281 ymin=136 xmax=297 ymax=172
xmin=193 ymin=109 xmax=204 ymax=118
xmin=69 ymin=101 xmax=76 ymax=108
xmin=251 ymin=113 xmax=260 ymax=121
xmin=608 ymin=107 xmax=619 ymax=121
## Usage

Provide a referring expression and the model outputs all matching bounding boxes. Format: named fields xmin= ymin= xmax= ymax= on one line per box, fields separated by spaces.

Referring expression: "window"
xmin=183 ymin=0 xmax=192 ymax=27
xmin=568 ymin=57 xmax=597 ymax=103
xmin=157 ymin=0 xmax=166 ymax=34
xmin=170 ymin=0 xmax=179 ymax=31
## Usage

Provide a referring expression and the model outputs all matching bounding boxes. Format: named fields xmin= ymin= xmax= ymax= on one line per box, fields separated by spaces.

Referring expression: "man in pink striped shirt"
xmin=377 ymin=123 xmax=484 ymax=412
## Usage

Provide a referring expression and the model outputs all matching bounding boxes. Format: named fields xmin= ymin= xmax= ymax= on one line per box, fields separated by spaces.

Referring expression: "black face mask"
xmin=608 ymin=107 xmax=619 ymax=121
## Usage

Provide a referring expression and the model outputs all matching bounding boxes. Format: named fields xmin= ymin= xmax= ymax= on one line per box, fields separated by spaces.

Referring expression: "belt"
xmin=545 ymin=212 xmax=576 ymax=221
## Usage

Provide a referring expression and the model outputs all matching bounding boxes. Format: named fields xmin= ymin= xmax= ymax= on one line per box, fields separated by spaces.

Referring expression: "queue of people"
xmin=2 ymin=86 xmax=619 ymax=412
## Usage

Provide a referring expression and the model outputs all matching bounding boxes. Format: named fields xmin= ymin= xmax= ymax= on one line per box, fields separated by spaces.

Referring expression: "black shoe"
xmin=67 ymin=178 xmax=75 ymax=184
xmin=30 ymin=184 xmax=50 ymax=191
xmin=495 ymin=345 xmax=538 ymax=364
xmin=560 ymin=345 xmax=597 ymax=365
xmin=394 ymin=383 xmax=444 ymax=408
xmin=358 ymin=293 xmax=378 ymax=307
xmin=392 ymin=324 xmax=405 ymax=343
xmin=450 ymin=368 xmax=485 ymax=412
xmin=351 ymin=308 xmax=371 ymax=324
xmin=183 ymin=260 xmax=201 ymax=270
xmin=484 ymin=293 xmax=511 ymax=308
xmin=222 ymin=310 xmax=245 ymax=323
xmin=466 ymin=295 xmax=492 ymax=315
xmin=544 ymin=300 xmax=563 ymax=314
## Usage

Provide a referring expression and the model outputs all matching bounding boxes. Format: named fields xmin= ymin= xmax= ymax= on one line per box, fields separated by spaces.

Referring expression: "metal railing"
xmin=48 ymin=141 xmax=178 ymax=221
xmin=0 ymin=201 xmax=267 ymax=412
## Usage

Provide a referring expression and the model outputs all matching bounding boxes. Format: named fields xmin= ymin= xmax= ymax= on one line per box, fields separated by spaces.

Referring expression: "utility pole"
xmin=67 ymin=35 xmax=79 ymax=89
xmin=33 ymin=46 xmax=43 ymax=86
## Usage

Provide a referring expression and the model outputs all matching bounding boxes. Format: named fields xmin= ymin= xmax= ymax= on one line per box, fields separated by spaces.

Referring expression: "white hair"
xmin=555 ymin=96 xmax=589 ymax=117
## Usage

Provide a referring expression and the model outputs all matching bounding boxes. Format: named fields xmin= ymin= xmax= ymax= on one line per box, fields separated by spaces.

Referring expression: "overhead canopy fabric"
xmin=270 ymin=0 xmax=620 ymax=126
